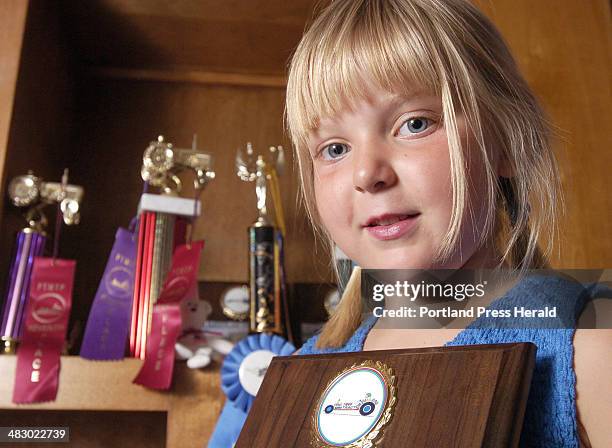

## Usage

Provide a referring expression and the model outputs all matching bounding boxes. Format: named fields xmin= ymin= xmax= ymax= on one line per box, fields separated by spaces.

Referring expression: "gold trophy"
xmin=236 ymin=142 xmax=290 ymax=337
xmin=131 ymin=135 xmax=215 ymax=359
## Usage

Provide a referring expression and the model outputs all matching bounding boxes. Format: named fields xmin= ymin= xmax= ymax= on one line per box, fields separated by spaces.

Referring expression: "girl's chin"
xmin=351 ymin=243 xmax=480 ymax=270
xmin=358 ymin=253 xmax=436 ymax=270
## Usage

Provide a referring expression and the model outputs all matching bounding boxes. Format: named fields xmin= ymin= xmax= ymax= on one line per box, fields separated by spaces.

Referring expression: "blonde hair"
xmin=285 ymin=0 xmax=562 ymax=348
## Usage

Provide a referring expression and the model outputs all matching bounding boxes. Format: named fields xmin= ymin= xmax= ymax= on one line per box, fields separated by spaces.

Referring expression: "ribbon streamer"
xmin=80 ymin=227 xmax=137 ymax=360
xmin=133 ymin=241 xmax=204 ymax=389
xmin=13 ymin=258 xmax=76 ymax=404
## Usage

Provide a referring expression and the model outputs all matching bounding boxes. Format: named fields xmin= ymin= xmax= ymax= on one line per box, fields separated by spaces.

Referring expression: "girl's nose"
xmin=352 ymin=147 xmax=398 ymax=193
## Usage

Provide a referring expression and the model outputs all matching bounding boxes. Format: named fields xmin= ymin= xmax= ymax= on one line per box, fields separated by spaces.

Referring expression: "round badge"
xmin=220 ymin=285 xmax=249 ymax=320
xmin=32 ymin=293 xmax=67 ymax=325
xmin=313 ymin=361 xmax=396 ymax=447
xmin=8 ymin=174 xmax=40 ymax=207
xmin=238 ymin=349 xmax=275 ymax=396
xmin=105 ymin=266 xmax=133 ymax=298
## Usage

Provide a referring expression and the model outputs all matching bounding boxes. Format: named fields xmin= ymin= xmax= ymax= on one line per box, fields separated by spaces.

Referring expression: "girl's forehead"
xmin=309 ymin=88 xmax=441 ymax=136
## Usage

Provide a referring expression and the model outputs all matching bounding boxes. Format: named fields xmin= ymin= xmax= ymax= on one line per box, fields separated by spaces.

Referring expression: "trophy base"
xmin=1 ymin=336 xmax=18 ymax=354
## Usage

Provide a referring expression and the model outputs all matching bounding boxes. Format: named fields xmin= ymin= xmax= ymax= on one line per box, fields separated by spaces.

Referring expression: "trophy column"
xmin=249 ymin=223 xmax=282 ymax=334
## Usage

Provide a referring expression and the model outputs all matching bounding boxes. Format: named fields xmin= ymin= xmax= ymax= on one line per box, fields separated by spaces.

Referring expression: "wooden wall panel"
xmin=473 ymin=0 xmax=611 ymax=268
xmin=0 ymin=0 xmax=29 ymax=224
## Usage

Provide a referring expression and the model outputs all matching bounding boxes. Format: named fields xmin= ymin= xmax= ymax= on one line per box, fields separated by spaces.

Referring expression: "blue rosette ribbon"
xmin=208 ymin=333 xmax=294 ymax=447
xmin=221 ymin=332 xmax=295 ymax=412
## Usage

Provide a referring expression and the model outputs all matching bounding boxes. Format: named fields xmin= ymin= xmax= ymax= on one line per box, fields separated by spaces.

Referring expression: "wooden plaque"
xmin=236 ymin=342 xmax=535 ymax=447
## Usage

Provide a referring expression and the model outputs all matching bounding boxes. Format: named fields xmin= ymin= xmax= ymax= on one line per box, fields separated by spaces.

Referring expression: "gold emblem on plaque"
xmin=311 ymin=360 xmax=397 ymax=448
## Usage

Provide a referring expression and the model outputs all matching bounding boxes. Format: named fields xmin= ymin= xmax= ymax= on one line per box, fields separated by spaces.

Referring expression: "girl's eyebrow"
xmin=312 ymin=92 xmax=439 ymax=137
xmin=388 ymin=92 xmax=440 ymax=108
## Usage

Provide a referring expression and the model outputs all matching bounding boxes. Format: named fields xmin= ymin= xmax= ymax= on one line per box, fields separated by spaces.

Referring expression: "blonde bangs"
xmin=287 ymin=0 xmax=442 ymax=151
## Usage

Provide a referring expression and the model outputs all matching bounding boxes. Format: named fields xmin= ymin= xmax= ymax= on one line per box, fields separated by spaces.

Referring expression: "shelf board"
xmin=0 ymin=355 xmax=224 ymax=447
xmin=0 ymin=355 xmax=220 ymax=410
xmin=88 ymin=66 xmax=287 ymax=88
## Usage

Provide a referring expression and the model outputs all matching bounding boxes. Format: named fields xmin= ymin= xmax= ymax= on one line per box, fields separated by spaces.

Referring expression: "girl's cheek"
xmin=314 ymin=170 xmax=354 ymax=228
xmin=399 ymin=142 xmax=453 ymax=205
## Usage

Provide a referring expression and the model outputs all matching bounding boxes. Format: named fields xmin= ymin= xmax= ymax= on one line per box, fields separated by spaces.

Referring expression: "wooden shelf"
xmin=0 ymin=355 xmax=224 ymax=447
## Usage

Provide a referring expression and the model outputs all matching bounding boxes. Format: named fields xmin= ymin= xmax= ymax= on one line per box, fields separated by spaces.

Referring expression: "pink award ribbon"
xmin=133 ymin=241 xmax=204 ymax=389
xmin=13 ymin=258 xmax=76 ymax=403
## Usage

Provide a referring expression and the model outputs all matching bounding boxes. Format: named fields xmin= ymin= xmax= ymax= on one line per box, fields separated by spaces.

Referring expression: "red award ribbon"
xmin=133 ymin=241 xmax=204 ymax=389
xmin=13 ymin=258 xmax=76 ymax=404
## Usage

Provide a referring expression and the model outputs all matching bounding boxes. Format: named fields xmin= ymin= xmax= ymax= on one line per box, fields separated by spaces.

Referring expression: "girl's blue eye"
xmin=321 ymin=143 xmax=350 ymax=160
xmin=397 ymin=117 xmax=431 ymax=136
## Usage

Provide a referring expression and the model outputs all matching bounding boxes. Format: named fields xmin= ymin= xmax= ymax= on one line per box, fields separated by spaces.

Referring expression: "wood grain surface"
xmin=0 ymin=0 xmax=29 ymax=239
xmin=237 ymin=343 xmax=536 ymax=448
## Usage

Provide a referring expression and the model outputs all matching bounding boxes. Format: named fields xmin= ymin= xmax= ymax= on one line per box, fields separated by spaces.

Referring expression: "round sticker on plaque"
xmin=313 ymin=360 xmax=396 ymax=447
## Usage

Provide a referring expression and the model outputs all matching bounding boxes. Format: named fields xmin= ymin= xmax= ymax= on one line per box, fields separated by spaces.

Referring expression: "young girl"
xmin=287 ymin=0 xmax=611 ymax=446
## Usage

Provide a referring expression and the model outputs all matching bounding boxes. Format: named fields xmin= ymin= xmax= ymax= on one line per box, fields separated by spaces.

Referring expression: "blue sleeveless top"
xmin=300 ymin=274 xmax=606 ymax=447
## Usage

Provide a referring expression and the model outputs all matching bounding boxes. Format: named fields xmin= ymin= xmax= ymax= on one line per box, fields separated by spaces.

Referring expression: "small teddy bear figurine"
xmin=175 ymin=287 xmax=235 ymax=368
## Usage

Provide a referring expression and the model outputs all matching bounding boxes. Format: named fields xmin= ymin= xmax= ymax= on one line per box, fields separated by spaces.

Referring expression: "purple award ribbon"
xmin=80 ymin=228 xmax=137 ymax=360
xmin=1 ymin=229 xmax=46 ymax=349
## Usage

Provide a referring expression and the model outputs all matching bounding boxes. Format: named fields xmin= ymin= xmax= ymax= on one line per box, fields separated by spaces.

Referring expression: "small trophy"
xmin=130 ymin=135 xmax=215 ymax=359
xmin=1 ymin=171 xmax=83 ymax=353
xmin=236 ymin=142 xmax=288 ymax=336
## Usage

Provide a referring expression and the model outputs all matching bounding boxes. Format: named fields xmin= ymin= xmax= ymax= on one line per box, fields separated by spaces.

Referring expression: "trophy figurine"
xmin=141 ymin=135 xmax=215 ymax=195
xmin=236 ymin=142 xmax=288 ymax=336
xmin=1 ymin=171 xmax=83 ymax=353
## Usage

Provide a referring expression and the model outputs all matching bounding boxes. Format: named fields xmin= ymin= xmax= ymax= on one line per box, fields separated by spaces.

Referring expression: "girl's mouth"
xmin=363 ymin=213 xmax=420 ymax=241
